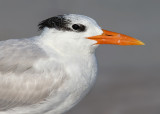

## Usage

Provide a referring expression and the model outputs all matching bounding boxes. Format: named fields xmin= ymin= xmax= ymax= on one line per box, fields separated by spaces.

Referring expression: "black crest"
xmin=38 ymin=15 xmax=72 ymax=31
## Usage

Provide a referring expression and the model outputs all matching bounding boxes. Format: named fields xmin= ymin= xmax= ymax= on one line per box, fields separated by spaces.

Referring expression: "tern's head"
xmin=38 ymin=14 xmax=144 ymax=54
xmin=39 ymin=14 xmax=102 ymax=38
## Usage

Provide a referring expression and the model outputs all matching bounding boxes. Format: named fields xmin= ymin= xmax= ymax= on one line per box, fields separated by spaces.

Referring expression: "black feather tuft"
xmin=38 ymin=15 xmax=72 ymax=31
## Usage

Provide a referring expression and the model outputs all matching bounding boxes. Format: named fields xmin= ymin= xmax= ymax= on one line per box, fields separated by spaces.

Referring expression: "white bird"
xmin=0 ymin=14 xmax=144 ymax=114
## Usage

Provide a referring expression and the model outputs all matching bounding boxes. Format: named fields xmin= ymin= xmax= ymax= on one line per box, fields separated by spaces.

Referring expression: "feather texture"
xmin=0 ymin=38 xmax=67 ymax=112
xmin=0 ymin=14 xmax=103 ymax=114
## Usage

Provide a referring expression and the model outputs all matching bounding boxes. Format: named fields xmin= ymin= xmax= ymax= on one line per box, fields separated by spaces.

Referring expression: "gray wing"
xmin=0 ymin=38 xmax=65 ymax=110
xmin=0 ymin=38 xmax=47 ymax=74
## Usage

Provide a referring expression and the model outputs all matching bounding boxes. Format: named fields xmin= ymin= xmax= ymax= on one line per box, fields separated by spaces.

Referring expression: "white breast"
xmin=48 ymin=54 xmax=98 ymax=114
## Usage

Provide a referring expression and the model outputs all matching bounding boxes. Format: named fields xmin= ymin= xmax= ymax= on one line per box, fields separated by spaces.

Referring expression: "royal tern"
xmin=0 ymin=14 xmax=144 ymax=114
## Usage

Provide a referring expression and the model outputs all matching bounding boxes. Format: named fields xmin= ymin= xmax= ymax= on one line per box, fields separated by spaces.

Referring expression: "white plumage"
xmin=0 ymin=14 xmax=102 ymax=114
xmin=0 ymin=14 xmax=144 ymax=114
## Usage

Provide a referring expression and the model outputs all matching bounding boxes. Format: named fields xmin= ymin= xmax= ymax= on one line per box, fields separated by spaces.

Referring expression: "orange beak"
xmin=88 ymin=29 xmax=144 ymax=45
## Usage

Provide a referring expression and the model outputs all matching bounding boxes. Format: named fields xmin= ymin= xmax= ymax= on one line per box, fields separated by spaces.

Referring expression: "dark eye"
xmin=72 ymin=24 xmax=86 ymax=32
xmin=72 ymin=24 xmax=80 ymax=30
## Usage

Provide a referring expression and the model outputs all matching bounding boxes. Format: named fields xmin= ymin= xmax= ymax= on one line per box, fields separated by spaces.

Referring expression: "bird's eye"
xmin=72 ymin=24 xmax=86 ymax=32
xmin=72 ymin=24 xmax=80 ymax=30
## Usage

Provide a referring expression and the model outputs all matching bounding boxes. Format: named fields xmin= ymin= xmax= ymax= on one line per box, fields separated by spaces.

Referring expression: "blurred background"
xmin=0 ymin=0 xmax=159 ymax=114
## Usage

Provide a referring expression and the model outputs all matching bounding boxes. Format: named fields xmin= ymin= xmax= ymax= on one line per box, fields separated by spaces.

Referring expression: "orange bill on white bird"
xmin=88 ymin=29 xmax=145 ymax=45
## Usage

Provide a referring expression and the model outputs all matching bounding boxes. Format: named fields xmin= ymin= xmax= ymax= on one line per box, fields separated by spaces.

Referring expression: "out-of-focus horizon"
xmin=0 ymin=0 xmax=159 ymax=114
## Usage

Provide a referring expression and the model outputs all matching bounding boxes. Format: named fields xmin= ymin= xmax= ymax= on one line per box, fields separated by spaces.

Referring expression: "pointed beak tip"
xmin=137 ymin=40 xmax=145 ymax=46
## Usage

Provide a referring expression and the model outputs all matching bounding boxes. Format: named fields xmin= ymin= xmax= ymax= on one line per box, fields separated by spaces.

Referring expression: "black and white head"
xmin=38 ymin=14 xmax=144 ymax=54
xmin=38 ymin=14 xmax=102 ymax=38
